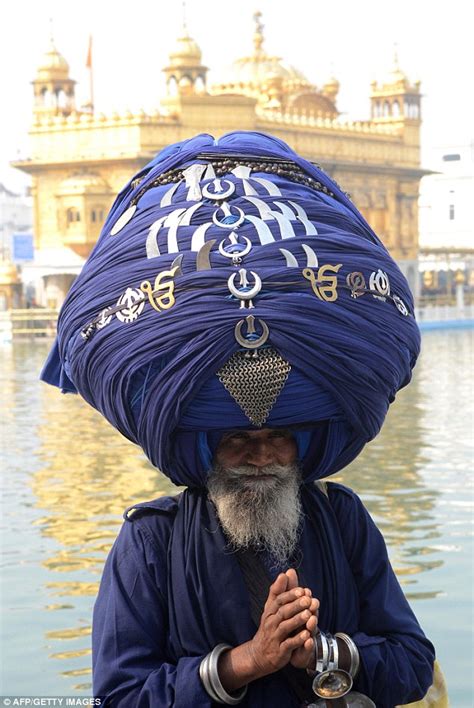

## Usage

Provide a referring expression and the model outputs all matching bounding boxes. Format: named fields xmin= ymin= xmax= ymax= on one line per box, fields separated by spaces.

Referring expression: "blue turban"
xmin=42 ymin=131 xmax=420 ymax=486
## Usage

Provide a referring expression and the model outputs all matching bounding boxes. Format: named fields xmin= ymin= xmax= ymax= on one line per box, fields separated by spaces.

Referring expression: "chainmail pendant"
xmin=217 ymin=348 xmax=291 ymax=427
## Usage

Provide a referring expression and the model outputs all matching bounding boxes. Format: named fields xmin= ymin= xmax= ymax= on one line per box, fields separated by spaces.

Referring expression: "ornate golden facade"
xmin=13 ymin=13 xmax=424 ymax=306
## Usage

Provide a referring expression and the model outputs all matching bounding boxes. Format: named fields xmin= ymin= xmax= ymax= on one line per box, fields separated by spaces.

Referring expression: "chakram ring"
xmin=202 ymin=179 xmax=236 ymax=201
xmin=212 ymin=205 xmax=245 ymax=229
xmin=218 ymin=235 xmax=252 ymax=259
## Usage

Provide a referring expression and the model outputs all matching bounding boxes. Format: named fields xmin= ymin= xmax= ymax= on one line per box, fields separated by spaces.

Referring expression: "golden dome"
xmin=230 ymin=55 xmax=309 ymax=87
xmin=212 ymin=11 xmax=338 ymax=117
xmin=36 ymin=37 xmax=70 ymax=80
xmin=213 ymin=12 xmax=312 ymax=98
xmin=168 ymin=32 xmax=203 ymax=67
xmin=322 ymin=75 xmax=340 ymax=99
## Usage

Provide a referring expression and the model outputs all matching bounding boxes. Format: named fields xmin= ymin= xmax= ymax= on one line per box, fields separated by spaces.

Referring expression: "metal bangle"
xmin=306 ymin=631 xmax=319 ymax=676
xmin=327 ymin=634 xmax=339 ymax=671
xmin=335 ymin=632 xmax=360 ymax=678
xmin=207 ymin=643 xmax=248 ymax=705
xmin=199 ymin=651 xmax=222 ymax=703
xmin=316 ymin=631 xmax=330 ymax=674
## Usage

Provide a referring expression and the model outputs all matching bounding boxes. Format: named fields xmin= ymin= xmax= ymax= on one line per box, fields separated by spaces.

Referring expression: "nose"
xmin=245 ymin=438 xmax=275 ymax=468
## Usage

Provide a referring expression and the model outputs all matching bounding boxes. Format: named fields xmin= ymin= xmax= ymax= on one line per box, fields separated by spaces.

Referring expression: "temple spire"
xmin=182 ymin=0 xmax=188 ymax=33
xmin=253 ymin=10 xmax=264 ymax=54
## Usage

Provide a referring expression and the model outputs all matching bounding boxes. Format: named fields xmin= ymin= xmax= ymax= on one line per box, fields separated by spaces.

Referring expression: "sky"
xmin=1 ymin=0 xmax=472 ymax=192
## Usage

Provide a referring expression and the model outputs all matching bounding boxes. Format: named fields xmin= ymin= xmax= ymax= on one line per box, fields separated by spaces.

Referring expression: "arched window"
xmin=383 ymin=100 xmax=391 ymax=117
xmin=56 ymin=88 xmax=67 ymax=109
xmin=66 ymin=207 xmax=81 ymax=225
xmin=195 ymin=75 xmax=206 ymax=94
xmin=392 ymin=100 xmax=400 ymax=117
xmin=168 ymin=76 xmax=178 ymax=96
xmin=91 ymin=206 xmax=106 ymax=224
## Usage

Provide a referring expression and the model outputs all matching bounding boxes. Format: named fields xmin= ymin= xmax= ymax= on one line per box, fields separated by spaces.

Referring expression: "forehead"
xmin=220 ymin=428 xmax=293 ymax=441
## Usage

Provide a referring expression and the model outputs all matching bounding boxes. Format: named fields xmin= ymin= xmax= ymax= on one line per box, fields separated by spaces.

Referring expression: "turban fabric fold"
xmin=42 ymin=131 xmax=420 ymax=486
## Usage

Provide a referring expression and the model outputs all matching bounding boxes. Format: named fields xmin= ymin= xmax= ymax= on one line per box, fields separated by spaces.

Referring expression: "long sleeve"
xmin=92 ymin=514 xmax=211 ymax=707
xmin=329 ymin=484 xmax=435 ymax=707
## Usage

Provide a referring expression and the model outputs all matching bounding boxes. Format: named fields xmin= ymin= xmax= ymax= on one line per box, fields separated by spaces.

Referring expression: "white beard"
xmin=207 ymin=462 xmax=302 ymax=566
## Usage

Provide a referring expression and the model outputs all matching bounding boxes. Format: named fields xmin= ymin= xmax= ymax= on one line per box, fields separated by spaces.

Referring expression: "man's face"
xmin=209 ymin=429 xmax=301 ymax=564
xmin=215 ymin=428 xmax=298 ymax=471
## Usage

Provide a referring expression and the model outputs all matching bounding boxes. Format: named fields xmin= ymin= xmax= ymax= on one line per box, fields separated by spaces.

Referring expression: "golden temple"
xmin=12 ymin=12 xmax=424 ymax=307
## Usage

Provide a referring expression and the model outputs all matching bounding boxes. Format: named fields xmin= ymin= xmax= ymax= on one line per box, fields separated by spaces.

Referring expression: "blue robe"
xmin=92 ymin=483 xmax=434 ymax=707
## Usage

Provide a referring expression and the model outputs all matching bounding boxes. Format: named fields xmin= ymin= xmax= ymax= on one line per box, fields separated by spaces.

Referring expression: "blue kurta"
xmin=92 ymin=483 xmax=434 ymax=707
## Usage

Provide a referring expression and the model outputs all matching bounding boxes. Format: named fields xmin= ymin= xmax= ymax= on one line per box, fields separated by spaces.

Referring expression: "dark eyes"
xmin=223 ymin=430 xmax=292 ymax=443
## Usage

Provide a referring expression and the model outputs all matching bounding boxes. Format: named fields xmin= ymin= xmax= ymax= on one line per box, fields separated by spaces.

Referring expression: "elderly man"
xmin=42 ymin=131 xmax=436 ymax=706
xmin=91 ymin=422 xmax=434 ymax=706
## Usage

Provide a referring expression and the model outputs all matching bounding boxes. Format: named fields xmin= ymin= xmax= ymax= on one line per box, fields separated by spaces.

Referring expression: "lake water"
xmin=1 ymin=330 xmax=472 ymax=705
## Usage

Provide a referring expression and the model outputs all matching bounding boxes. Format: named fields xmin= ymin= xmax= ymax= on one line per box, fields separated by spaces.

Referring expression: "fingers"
xmin=264 ymin=573 xmax=291 ymax=615
xmin=274 ymin=586 xmax=310 ymax=607
xmin=280 ymin=628 xmax=311 ymax=653
xmin=277 ymin=607 xmax=313 ymax=638
xmin=269 ymin=573 xmax=288 ymax=596
xmin=285 ymin=568 xmax=298 ymax=589
xmin=289 ymin=636 xmax=316 ymax=669
xmin=275 ymin=594 xmax=313 ymax=621
xmin=306 ymin=613 xmax=318 ymax=634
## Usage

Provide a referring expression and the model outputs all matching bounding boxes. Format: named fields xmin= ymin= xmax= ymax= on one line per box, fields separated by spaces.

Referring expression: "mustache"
xmin=219 ymin=463 xmax=294 ymax=480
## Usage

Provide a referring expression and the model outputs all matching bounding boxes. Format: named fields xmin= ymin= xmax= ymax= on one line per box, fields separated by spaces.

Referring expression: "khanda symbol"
xmin=303 ymin=263 xmax=343 ymax=302
xmin=228 ymin=268 xmax=262 ymax=309
xmin=140 ymin=265 xmax=180 ymax=312
xmin=234 ymin=314 xmax=270 ymax=349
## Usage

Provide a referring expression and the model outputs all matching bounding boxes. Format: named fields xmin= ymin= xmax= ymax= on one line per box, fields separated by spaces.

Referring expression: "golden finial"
xmin=253 ymin=10 xmax=264 ymax=53
xmin=392 ymin=42 xmax=400 ymax=70
xmin=182 ymin=0 xmax=188 ymax=33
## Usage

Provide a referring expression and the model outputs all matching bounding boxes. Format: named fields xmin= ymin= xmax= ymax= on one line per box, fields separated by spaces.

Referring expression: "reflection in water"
xmin=29 ymin=375 xmax=178 ymax=688
xmin=1 ymin=332 xmax=472 ymax=702
xmin=337 ymin=367 xmax=444 ymax=595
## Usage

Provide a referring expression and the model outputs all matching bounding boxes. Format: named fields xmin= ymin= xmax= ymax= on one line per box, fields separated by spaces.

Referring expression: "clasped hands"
xmin=218 ymin=568 xmax=319 ymax=692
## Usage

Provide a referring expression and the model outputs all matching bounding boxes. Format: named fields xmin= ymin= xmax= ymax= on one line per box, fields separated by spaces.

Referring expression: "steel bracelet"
xmin=335 ymin=632 xmax=360 ymax=678
xmin=326 ymin=634 xmax=339 ymax=671
xmin=315 ymin=631 xmax=330 ymax=674
xmin=207 ymin=643 xmax=248 ymax=705
xmin=199 ymin=651 xmax=222 ymax=703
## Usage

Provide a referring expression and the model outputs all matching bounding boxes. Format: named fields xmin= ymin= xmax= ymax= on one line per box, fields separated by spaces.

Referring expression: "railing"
xmin=0 ymin=308 xmax=59 ymax=339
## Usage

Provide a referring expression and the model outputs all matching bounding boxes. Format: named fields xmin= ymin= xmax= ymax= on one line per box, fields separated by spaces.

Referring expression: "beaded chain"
xmin=129 ymin=158 xmax=335 ymax=206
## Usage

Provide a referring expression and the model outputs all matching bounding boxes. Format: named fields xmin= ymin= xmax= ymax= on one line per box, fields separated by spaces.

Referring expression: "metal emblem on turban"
xmin=393 ymin=294 xmax=409 ymax=316
xmin=346 ymin=272 xmax=366 ymax=298
xmin=303 ymin=263 xmax=343 ymax=302
xmin=217 ymin=348 xmax=291 ymax=427
xmin=115 ymin=288 xmax=145 ymax=323
xmin=369 ymin=269 xmax=390 ymax=300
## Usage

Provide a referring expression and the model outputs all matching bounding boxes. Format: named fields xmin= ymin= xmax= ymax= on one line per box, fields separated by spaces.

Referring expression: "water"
xmin=1 ymin=330 xmax=472 ymax=704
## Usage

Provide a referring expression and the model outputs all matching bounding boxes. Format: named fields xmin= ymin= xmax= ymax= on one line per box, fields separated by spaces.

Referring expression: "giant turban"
xmin=42 ymin=131 xmax=420 ymax=486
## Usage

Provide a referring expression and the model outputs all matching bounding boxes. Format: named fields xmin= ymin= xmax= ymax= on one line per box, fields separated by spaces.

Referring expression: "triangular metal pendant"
xmin=217 ymin=348 xmax=291 ymax=427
